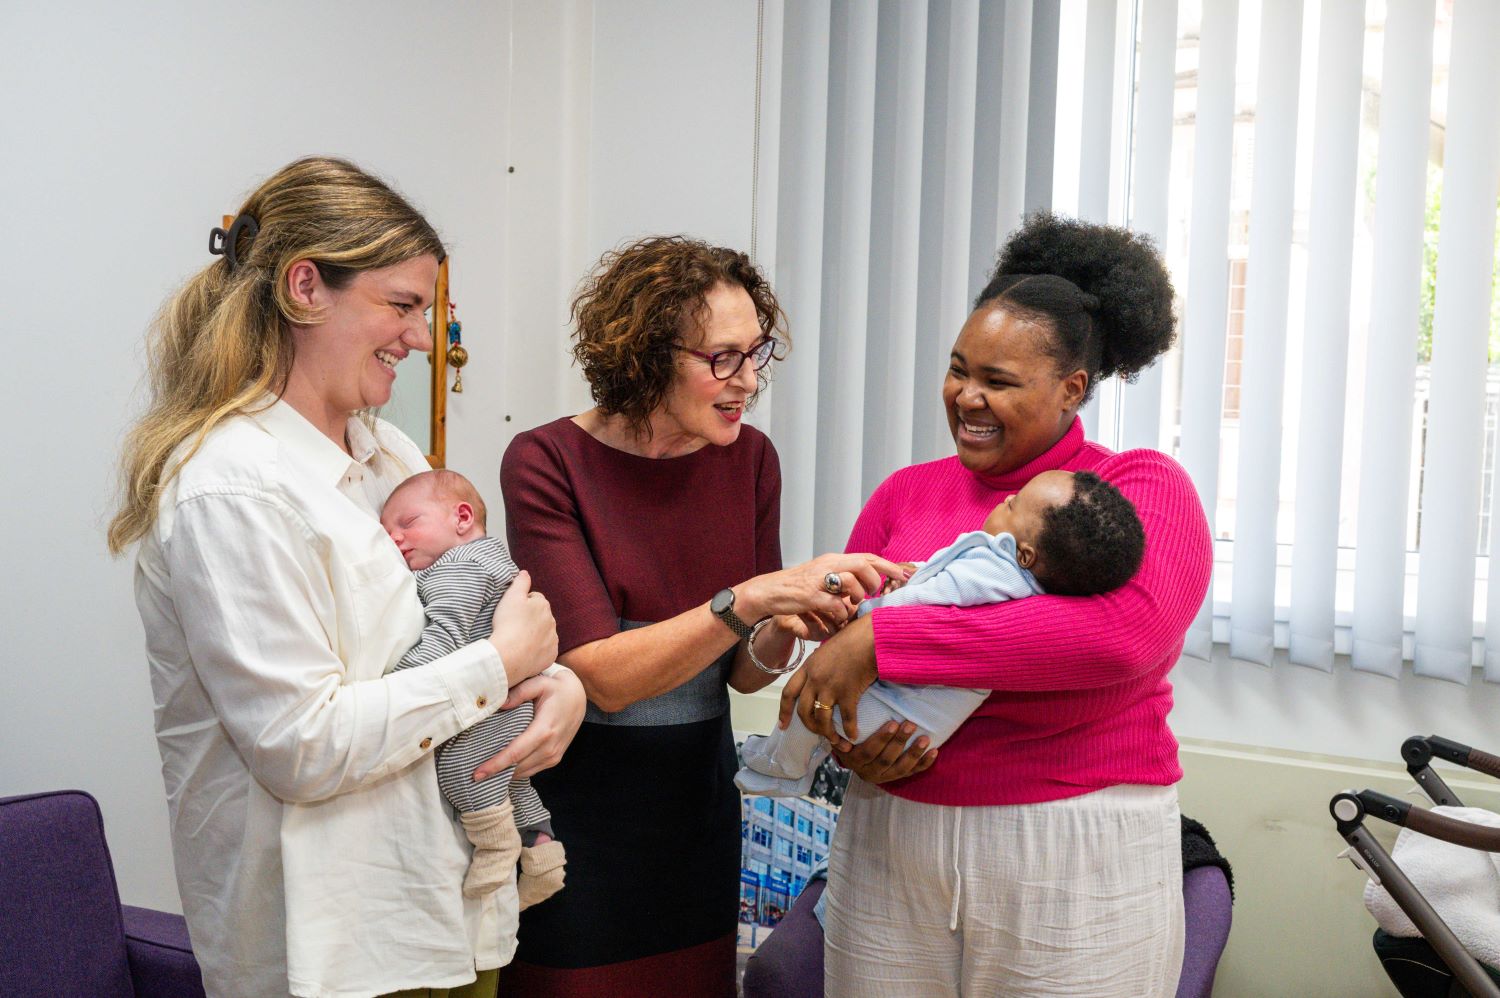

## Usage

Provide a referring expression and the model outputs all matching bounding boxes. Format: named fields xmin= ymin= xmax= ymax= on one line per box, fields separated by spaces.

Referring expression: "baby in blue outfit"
xmin=735 ymin=469 xmax=1144 ymax=797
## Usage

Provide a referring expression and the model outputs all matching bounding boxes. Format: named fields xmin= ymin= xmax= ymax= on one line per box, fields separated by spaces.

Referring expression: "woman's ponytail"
xmin=108 ymin=156 xmax=444 ymax=554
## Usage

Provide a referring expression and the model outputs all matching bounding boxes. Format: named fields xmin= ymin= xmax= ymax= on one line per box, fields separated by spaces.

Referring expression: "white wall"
xmin=0 ymin=0 xmax=756 ymax=913
xmin=493 ymin=0 xmax=758 ymax=499
xmin=0 ymin=0 xmax=515 ymax=911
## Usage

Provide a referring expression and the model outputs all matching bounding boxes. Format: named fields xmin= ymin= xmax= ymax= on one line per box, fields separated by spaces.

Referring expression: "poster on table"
xmin=735 ymin=734 xmax=847 ymax=953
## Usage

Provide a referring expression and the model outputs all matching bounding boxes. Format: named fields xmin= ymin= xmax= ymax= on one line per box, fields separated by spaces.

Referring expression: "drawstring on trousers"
xmin=949 ymin=807 xmax=963 ymax=930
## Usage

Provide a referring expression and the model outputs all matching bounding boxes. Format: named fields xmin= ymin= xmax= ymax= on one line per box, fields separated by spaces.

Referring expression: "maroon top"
xmin=501 ymin=416 xmax=783 ymax=652
xmin=498 ymin=416 xmax=782 ymax=991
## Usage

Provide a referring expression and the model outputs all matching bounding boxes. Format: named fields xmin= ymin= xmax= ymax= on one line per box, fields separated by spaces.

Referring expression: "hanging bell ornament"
xmin=446 ymin=313 xmax=468 ymax=394
xmin=447 ymin=342 xmax=469 ymax=393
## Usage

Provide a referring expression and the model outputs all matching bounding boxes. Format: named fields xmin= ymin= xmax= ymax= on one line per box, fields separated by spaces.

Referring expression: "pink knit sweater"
xmin=848 ymin=418 xmax=1213 ymax=806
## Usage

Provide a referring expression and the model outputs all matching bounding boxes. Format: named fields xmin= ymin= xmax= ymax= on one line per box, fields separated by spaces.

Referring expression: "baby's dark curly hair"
xmin=975 ymin=212 xmax=1176 ymax=406
xmin=1032 ymin=472 xmax=1145 ymax=596
xmin=570 ymin=236 xmax=788 ymax=435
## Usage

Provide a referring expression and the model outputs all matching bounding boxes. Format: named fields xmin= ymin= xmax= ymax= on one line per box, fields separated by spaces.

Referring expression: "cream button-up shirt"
xmin=135 ymin=400 xmax=515 ymax=998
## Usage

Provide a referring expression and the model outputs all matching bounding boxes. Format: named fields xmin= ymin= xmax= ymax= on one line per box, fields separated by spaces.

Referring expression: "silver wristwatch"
xmin=710 ymin=587 xmax=754 ymax=640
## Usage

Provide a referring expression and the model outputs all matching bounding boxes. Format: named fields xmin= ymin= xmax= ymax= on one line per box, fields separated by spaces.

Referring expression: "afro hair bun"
xmin=982 ymin=212 xmax=1176 ymax=383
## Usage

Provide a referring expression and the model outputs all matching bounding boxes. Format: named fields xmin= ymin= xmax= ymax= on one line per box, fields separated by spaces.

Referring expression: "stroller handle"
xmin=1331 ymin=790 xmax=1500 ymax=998
xmin=1469 ymin=747 xmax=1500 ymax=780
xmin=1404 ymin=801 xmax=1500 ymax=852
xmin=1353 ymin=789 xmax=1500 ymax=852
xmin=1402 ymin=735 xmax=1500 ymax=808
xmin=1404 ymin=735 xmax=1500 ymax=782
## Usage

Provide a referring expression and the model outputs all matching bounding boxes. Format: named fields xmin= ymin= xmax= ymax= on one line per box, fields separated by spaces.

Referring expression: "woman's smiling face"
xmin=651 ymin=282 xmax=764 ymax=452
xmin=290 ymin=254 xmax=439 ymax=415
xmin=943 ymin=305 xmax=1088 ymax=476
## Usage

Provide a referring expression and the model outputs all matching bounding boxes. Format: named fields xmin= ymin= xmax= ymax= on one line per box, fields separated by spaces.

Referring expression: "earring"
xmin=446 ymin=302 xmax=469 ymax=394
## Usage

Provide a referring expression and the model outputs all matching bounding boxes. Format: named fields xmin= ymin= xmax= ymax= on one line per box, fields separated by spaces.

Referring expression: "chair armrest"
xmin=121 ymin=905 xmax=206 ymax=998
xmin=743 ymin=879 xmax=827 ymax=998
xmin=1177 ymin=866 xmax=1232 ymax=998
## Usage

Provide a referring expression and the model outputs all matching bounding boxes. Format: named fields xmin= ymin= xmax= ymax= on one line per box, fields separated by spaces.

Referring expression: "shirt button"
xmin=420 ymin=737 xmax=432 ymax=749
xmin=476 ymin=696 xmax=489 ymax=709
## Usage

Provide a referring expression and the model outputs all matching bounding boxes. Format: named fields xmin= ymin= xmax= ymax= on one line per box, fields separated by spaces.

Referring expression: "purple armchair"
xmin=0 ymin=790 xmax=206 ymax=998
xmin=741 ymin=879 xmax=827 ymax=998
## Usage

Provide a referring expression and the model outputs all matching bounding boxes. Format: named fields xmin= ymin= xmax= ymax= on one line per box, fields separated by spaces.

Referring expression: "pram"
xmin=1330 ymin=735 xmax=1500 ymax=997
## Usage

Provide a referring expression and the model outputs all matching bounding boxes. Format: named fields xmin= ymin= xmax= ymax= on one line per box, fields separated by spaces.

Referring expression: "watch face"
xmin=711 ymin=588 xmax=735 ymax=615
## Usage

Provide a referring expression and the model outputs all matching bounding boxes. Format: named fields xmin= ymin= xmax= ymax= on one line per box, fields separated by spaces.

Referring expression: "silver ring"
xmin=823 ymin=572 xmax=843 ymax=595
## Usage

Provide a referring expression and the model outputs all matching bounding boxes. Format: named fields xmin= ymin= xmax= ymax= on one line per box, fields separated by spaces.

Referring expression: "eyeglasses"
xmin=675 ymin=337 xmax=779 ymax=381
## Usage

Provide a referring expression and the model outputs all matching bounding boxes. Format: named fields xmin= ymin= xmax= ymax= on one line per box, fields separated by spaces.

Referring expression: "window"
xmin=1139 ymin=1 xmax=1498 ymax=678
xmin=1220 ymin=259 xmax=1248 ymax=425
xmin=757 ymin=0 xmax=1497 ymax=681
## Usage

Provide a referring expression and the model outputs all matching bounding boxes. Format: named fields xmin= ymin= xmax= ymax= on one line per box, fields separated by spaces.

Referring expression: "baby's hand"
xmin=880 ymin=563 xmax=919 ymax=595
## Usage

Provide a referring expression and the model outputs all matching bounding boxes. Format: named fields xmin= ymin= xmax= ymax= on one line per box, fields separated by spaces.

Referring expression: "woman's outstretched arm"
xmin=503 ymin=429 xmax=902 ymax=713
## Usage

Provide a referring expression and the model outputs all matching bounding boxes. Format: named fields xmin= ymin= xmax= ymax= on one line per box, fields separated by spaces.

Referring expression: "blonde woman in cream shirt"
xmin=111 ymin=158 xmax=585 ymax=998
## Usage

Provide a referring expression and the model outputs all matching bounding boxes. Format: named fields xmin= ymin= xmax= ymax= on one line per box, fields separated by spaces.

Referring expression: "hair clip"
xmin=208 ymin=213 xmax=260 ymax=270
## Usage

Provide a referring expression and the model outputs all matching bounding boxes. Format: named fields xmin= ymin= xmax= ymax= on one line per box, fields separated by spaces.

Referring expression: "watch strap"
xmin=712 ymin=589 xmax=755 ymax=640
xmin=718 ymin=606 xmax=754 ymax=640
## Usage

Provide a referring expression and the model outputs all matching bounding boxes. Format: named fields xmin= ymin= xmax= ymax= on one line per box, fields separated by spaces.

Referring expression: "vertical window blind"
xmin=752 ymin=0 xmax=1500 ymax=684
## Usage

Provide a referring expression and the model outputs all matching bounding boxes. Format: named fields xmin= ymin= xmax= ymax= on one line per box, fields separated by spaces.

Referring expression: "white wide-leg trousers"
xmin=824 ymin=777 xmax=1184 ymax=998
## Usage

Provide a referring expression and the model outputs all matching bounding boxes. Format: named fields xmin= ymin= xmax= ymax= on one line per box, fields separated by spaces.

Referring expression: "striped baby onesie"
xmin=390 ymin=535 xmax=550 ymax=830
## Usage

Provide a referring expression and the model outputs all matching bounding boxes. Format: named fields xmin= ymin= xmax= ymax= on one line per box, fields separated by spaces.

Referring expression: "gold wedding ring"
xmin=823 ymin=572 xmax=843 ymax=595
xmin=812 ymin=700 xmax=833 ymax=712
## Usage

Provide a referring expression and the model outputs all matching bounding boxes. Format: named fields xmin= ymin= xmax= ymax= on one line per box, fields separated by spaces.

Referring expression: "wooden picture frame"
xmin=427 ymin=257 xmax=450 ymax=468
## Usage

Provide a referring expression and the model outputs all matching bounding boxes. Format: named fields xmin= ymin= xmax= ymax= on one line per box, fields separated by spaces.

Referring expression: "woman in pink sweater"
xmin=780 ymin=214 xmax=1213 ymax=996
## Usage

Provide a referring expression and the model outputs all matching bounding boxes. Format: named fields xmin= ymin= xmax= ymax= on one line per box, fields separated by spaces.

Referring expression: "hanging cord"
xmin=949 ymin=807 xmax=963 ymax=931
xmin=1120 ymin=0 xmax=1142 ymax=224
xmin=750 ymin=0 xmax=765 ymax=260
xmin=1110 ymin=0 xmax=1145 ymax=446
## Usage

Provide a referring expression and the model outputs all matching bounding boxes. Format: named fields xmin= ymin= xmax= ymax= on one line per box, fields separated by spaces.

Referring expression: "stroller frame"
xmin=1330 ymin=735 xmax=1500 ymax=998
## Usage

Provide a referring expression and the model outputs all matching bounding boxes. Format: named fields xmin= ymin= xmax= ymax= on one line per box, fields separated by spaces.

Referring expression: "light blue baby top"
xmin=857 ymin=530 xmax=1044 ymax=617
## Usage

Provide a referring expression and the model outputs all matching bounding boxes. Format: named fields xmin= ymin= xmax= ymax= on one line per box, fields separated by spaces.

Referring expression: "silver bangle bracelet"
xmin=747 ymin=616 xmax=807 ymax=676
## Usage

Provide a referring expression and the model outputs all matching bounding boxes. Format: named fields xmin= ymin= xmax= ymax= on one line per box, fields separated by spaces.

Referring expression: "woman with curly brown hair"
xmin=499 ymin=236 xmax=904 ymax=996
